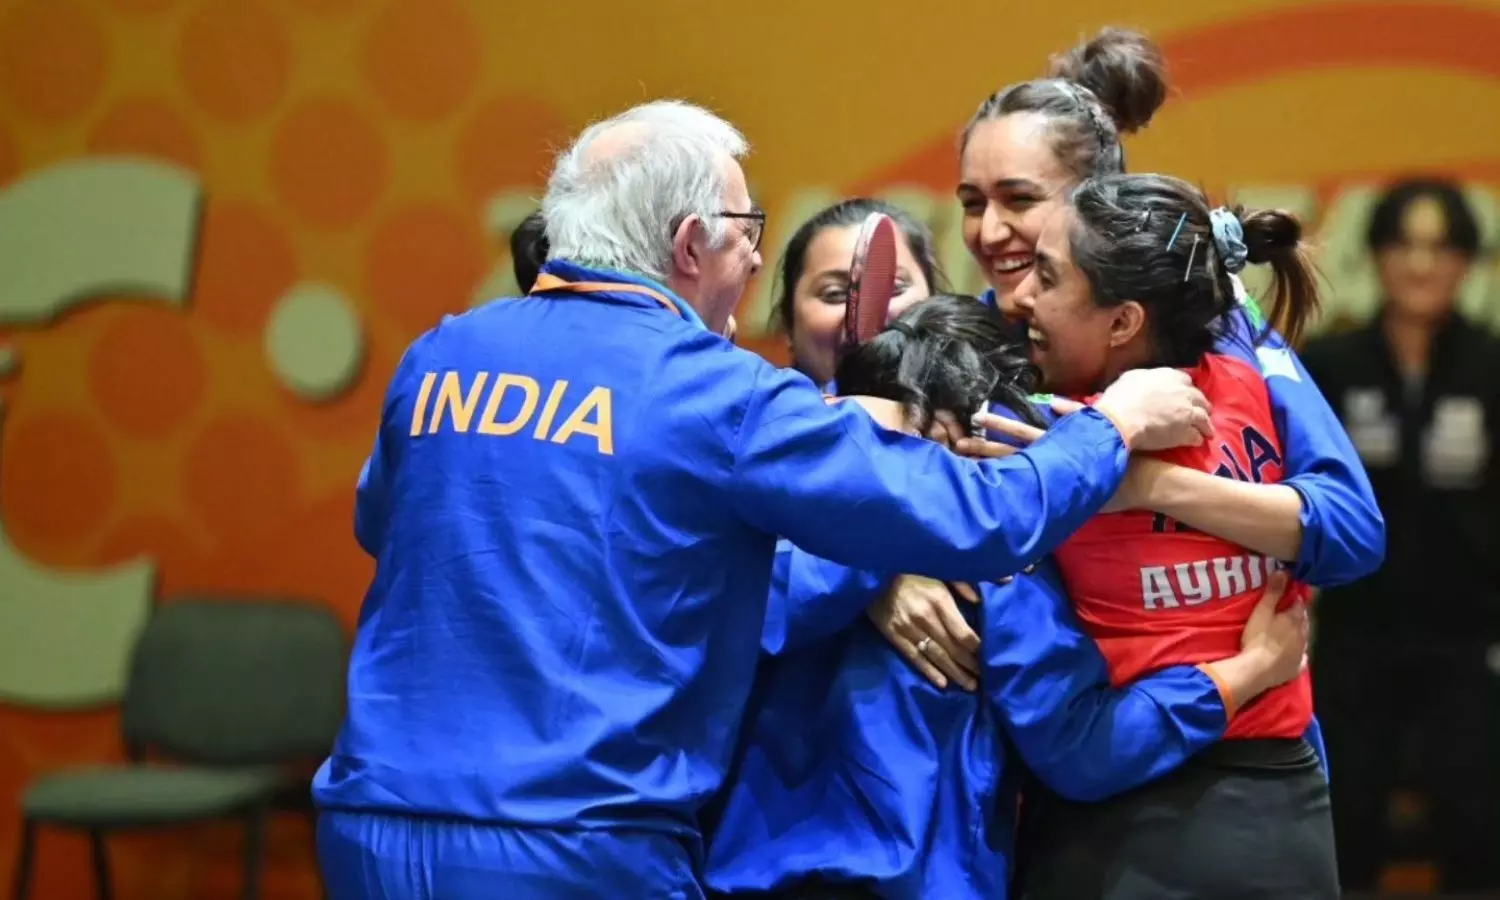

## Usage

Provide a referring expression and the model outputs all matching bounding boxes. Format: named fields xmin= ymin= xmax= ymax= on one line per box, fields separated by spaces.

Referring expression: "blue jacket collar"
xmin=533 ymin=259 xmax=708 ymax=332
xmin=978 ymin=289 xmax=1029 ymax=344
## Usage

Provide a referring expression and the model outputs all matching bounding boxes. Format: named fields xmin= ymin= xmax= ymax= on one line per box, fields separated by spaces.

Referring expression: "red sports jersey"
xmin=1055 ymin=353 xmax=1312 ymax=740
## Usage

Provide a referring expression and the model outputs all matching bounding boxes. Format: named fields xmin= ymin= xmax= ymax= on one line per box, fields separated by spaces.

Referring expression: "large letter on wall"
xmin=0 ymin=158 xmax=201 ymax=709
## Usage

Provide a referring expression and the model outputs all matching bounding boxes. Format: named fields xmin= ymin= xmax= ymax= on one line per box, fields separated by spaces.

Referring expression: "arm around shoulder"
xmin=728 ymin=364 xmax=1130 ymax=583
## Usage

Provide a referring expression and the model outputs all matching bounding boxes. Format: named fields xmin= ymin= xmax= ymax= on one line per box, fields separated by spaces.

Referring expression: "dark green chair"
xmin=11 ymin=597 xmax=347 ymax=900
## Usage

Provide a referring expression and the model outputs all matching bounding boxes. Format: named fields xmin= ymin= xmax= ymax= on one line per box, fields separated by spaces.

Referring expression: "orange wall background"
xmin=2 ymin=0 xmax=1500 ymax=896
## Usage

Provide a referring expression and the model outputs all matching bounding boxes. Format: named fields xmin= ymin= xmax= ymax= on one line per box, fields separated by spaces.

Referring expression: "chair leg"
xmin=241 ymin=805 xmax=269 ymax=900
xmin=88 ymin=830 xmax=112 ymax=900
xmin=307 ymin=809 xmax=326 ymax=900
xmin=10 ymin=818 xmax=36 ymax=900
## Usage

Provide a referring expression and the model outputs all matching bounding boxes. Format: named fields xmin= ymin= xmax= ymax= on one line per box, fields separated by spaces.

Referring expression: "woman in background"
xmin=1302 ymin=179 xmax=1500 ymax=892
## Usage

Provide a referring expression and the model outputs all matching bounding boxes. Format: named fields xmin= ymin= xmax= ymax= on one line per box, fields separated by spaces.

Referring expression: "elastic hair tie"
xmin=1208 ymin=207 xmax=1249 ymax=274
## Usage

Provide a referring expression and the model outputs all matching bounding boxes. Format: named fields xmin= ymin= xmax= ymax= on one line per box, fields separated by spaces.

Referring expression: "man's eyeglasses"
xmin=714 ymin=210 xmax=767 ymax=253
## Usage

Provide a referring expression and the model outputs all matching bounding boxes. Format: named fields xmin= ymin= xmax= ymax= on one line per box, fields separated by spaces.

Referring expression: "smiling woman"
xmin=771 ymin=198 xmax=941 ymax=386
xmin=1007 ymin=173 xmax=1338 ymax=900
xmin=956 ymin=28 xmax=1168 ymax=320
xmin=1018 ymin=178 xmax=1319 ymax=396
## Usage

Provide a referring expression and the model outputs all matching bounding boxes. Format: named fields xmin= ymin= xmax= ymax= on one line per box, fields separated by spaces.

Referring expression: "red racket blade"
xmin=843 ymin=213 xmax=900 ymax=346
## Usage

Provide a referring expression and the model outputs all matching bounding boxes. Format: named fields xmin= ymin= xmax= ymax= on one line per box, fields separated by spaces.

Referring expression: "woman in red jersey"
xmin=990 ymin=173 xmax=1337 ymax=900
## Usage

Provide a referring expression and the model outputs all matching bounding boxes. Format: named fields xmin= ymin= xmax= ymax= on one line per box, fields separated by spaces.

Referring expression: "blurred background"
xmin=1 ymin=0 xmax=1498 ymax=897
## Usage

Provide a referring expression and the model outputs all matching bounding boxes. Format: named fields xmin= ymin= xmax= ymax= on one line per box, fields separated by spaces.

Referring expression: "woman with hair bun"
xmin=958 ymin=27 xmax=1162 ymax=309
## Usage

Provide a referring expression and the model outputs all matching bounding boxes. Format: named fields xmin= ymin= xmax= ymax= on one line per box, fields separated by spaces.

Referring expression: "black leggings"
xmin=1016 ymin=739 xmax=1339 ymax=900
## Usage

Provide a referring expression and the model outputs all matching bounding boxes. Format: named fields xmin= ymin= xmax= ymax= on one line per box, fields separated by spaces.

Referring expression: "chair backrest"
xmin=121 ymin=597 xmax=348 ymax=766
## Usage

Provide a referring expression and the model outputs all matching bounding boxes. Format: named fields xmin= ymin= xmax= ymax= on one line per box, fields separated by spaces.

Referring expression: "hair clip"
xmin=1165 ymin=213 xmax=1187 ymax=250
xmin=1183 ymin=235 xmax=1200 ymax=282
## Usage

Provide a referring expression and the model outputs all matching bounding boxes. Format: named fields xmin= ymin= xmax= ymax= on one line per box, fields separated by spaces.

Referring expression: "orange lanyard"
xmin=530 ymin=273 xmax=686 ymax=320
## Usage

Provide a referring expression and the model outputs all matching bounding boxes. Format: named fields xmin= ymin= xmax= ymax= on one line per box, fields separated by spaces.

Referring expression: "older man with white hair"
xmin=312 ymin=99 xmax=1212 ymax=898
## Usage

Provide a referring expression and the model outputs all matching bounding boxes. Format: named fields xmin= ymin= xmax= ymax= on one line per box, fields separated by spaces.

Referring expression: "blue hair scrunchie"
xmin=1209 ymin=207 xmax=1249 ymax=274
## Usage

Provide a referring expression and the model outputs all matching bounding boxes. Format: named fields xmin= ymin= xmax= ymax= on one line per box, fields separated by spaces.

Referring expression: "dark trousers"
xmin=1016 ymin=740 xmax=1339 ymax=900
xmin=708 ymin=885 xmax=879 ymax=900
xmin=1315 ymin=632 xmax=1500 ymax=892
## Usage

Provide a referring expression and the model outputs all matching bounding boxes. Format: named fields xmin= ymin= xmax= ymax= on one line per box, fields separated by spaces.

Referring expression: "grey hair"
xmin=541 ymin=100 xmax=750 ymax=281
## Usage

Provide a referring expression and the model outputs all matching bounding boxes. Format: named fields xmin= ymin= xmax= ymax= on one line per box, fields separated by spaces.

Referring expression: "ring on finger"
xmin=916 ymin=637 xmax=933 ymax=655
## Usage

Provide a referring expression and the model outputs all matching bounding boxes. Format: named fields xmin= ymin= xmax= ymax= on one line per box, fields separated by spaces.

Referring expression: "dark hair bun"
xmin=1240 ymin=208 xmax=1302 ymax=265
xmin=1048 ymin=27 xmax=1168 ymax=135
xmin=834 ymin=294 xmax=1045 ymax=432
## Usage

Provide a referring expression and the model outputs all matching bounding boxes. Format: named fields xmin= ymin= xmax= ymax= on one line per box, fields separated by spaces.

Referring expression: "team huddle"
xmin=311 ymin=27 xmax=1385 ymax=900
